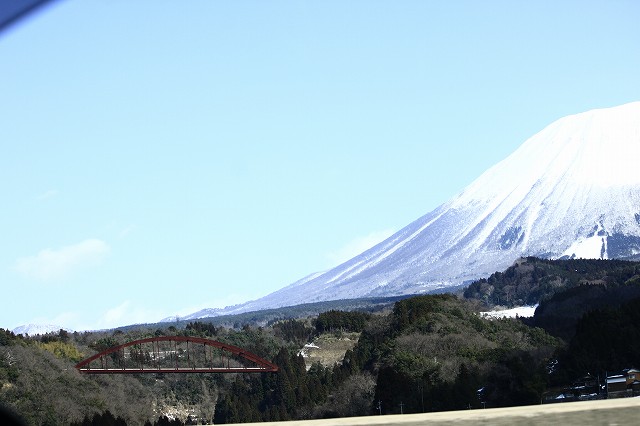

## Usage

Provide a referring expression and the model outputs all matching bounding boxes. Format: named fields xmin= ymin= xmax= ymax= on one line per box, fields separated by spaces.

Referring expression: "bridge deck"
xmin=77 ymin=367 xmax=271 ymax=374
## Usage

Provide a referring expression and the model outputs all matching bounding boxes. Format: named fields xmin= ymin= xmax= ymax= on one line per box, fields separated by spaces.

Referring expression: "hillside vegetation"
xmin=464 ymin=257 xmax=640 ymax=339
xmin=464 ymin=257 xmax=640 ymax=307
xmin=3 ymin=258 xmax=640 ymax=424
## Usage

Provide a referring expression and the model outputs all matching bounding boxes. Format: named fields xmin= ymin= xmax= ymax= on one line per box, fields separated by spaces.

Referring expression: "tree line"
xmin=3 ymin=258 xmax=640 ymax=424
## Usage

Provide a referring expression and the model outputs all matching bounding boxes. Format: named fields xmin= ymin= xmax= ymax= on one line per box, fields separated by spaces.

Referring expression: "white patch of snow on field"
xmin=480 ymin=304 xmax=538 ymax=319
xmin=298 ymin=343 xmax=321 ymax=358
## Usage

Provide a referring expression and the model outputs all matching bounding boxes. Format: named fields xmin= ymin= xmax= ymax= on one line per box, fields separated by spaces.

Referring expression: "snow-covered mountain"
xmin=161 ymin=307 xmax=226 ymax=323
xmin=175 ymin=102 xmax=640 ymax=319
xmin=12 ymin=324 xmax=73 ymax=336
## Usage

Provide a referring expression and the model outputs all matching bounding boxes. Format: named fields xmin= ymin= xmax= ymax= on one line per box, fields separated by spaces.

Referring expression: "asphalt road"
xmin=222 ymin=397 xmax=640 ymax=426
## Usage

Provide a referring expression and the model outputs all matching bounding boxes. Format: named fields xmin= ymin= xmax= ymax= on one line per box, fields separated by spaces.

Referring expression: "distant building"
xmin=606 ymin=369 xmax=640 ymax=398
xmin=569 ymin=374 xmax=600 ymax=399
xmin=625 ymin=369 xmax=640 ymax=394
xmin=606 ymin=375 xmax=627 ymax=395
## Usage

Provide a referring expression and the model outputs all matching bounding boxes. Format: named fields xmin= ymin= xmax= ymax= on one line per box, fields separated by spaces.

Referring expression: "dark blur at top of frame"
xmin=0 ymin=0 xmax=58 ymax=34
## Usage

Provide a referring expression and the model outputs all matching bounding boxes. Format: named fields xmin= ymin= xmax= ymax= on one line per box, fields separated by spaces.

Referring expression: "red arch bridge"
xmin=75 ymin=336 xmax=279 ymax=374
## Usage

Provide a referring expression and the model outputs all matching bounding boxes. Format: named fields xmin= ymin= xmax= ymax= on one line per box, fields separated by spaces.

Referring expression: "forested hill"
xmin=4 ymin=258 xmax=640 ymax=424
xmin=463 ymin=257 xmax=640 ymax=308
xmin=4 ymin=290 xmax=640 ymax=424
xmin=463 ymin=257 xmax=640 ymax=340
xmin=213 ymin=294 xmax=559 ymax=423
xmin=0 ymin=294 xmax=560 ymax=424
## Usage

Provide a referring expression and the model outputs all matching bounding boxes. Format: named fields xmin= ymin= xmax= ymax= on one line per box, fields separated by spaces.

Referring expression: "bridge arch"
xmin=75 ymin=336 xmax=278 ymax=374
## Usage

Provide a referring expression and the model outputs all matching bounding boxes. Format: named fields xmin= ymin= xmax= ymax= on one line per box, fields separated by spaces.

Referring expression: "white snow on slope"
xmin=12 ymin=324 xmax=73 ymax=336
xmin=562 ymin=235 xmax=607 ymax=260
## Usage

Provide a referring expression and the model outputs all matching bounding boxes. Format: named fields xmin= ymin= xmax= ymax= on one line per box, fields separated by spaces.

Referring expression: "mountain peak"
xmin=172 ymin=102 xmax=640 ymax=319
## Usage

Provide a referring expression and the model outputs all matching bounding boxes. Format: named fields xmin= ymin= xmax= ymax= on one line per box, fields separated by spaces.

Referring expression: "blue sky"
xmin=1 ymin=0 xmax=639 ymax=331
